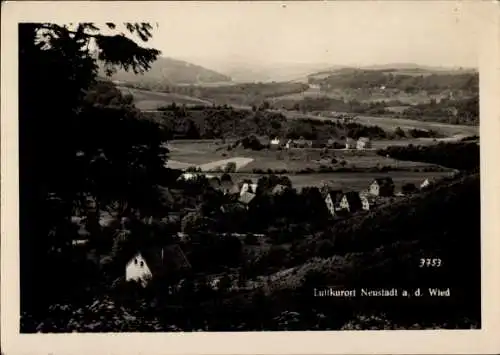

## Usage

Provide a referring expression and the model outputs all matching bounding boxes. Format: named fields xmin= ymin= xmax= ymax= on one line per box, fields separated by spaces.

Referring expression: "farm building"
xmin=369 ymin=177 xmax=395 ymax=197
xmin=339 ymin=191 xmax=363 ymax=213
xmin=345 ymin=138 xmax=357 ymax=149
xmin=125 ymin=244 xmax=191 ymax=287
xmin=357 ymin=137 xmax=372 ymax=150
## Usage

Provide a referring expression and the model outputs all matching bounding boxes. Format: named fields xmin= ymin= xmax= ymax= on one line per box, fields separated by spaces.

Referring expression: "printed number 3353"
xmin=419 ymin=258 xmax=442 ymax=267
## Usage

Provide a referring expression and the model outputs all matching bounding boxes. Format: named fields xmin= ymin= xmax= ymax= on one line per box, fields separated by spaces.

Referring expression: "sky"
xmin=134 ymin=1 xmax=484 ymax=70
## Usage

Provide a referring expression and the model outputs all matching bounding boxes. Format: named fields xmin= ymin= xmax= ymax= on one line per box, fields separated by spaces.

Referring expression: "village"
xmin=69 ymin=149 xmax=438 ymax=294
xmin=14 ymin=15 xmax=482 ymax=335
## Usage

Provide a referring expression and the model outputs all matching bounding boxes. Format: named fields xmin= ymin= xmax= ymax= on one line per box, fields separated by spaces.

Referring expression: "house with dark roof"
xmin=321 ymin=188 xmax=343 ymax=216
xmin=339 ymin=191 xmax=363 ymax=212
xmin=369 ymin=177 xmax=395 ymax=197
xmin=240 ymin=182 xmax=258 ymax=196
xmin=125 ymin=244 xmax=191 ymax=287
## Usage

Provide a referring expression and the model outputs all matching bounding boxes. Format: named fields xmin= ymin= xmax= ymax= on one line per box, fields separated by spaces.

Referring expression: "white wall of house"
xmin=126 ymin=253 xmax=152 ymax=286
xmin=360 ymin=196 xmax=370 ymax=210
xmin=324 ymin=194 xmax=335 ymax=216
xmin=357 ymin=140 xmax=371 ymax=150
xmin=240 ymin=183 xmax=258 ymax=195
xmin=369 ymin=182 xmax=380 ymax=196
xmin=420 ymin=179 xmax=431 ymax=189
xmin=339 ymin=196 xmax=350 ymax=211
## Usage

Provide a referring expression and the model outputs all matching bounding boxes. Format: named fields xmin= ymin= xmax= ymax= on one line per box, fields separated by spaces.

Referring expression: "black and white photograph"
xmin=2 ymin=1 xmax=500 ymax=354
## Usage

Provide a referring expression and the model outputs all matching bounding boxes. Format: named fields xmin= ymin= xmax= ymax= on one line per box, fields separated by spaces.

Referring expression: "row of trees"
xmin=148 ymin=106 xmax=395 ymax=141
xmin=377 ymin=142 xmax=480 ymax=172
xmin=275 ymin=95 xmax=479 ymax=126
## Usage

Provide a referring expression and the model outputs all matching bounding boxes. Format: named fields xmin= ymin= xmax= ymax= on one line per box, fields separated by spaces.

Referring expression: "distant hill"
xmin=100 ymin=57 xmax=233 ymax=85
xmin=306 ymin=65 xmax=479 ymax=93
xmin=308 ymin=64 xmax=477 ymax=81
xmin=207 ymin=62 xmax=339 ymax=83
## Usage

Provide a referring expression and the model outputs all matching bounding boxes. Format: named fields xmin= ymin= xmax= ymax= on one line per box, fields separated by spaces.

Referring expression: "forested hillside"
xmin=102 ymin=56 xmax=232 ymax=85
xmin=309 ymin=68 xmax=478 ymax=94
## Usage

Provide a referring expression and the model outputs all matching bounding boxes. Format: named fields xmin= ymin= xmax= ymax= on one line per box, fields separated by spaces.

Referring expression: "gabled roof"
xmin=358 ymin=137 xmax=370 ymax=143
xmin=342 ymin=191 xmax=363 ymax=210
xmin=238 ymin=191 xmax=256 ymax=205
xmin=134 ymin=244 xmax=191 ymax=275
xmin=321 ymin=188 xmax=343 ymax=202
xmin=241 ymin=182 xmax=258 ymax=194
xmin=345 ymin=137 xmax=356 ymax=144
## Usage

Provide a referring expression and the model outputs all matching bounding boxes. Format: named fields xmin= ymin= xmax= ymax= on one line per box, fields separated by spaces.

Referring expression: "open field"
xmin=354 ymin=115 xmax=479 ymax=136
xmin=165 ymin=140 xmax=455 ymax=179
xmin=117 ymin=86 xmax=213 ymax=110
xmin=214 ymin=171 xmax=455 ymax=192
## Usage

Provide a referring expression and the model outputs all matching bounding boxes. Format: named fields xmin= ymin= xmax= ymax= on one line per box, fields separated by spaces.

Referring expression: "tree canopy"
xmin=19 ymin=23 xmax=164 ymax=313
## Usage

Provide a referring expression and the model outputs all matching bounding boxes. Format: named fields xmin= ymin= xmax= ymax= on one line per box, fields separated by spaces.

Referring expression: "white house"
xmin=339 ymin=192 xmax=363 ymax=212
xmin=285 ymin=139 xmax=292 ymax=150
xmin=125 ymin=245 xmax=191 ymax=287
xmin=270 ymin=137 xmax=281 ymax=146
xmin=240 ymin=182 xmax=258 ymax=196
xmin=360 ymin=194 xmax=370 ymax=211
xmin=322 ymin=189 xmax=342 ymax=217
xmin=357 ymin=137 xmax=371 ymax=150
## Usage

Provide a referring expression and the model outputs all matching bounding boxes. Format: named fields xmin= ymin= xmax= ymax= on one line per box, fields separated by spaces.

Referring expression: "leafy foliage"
xmin=378 ymin=142 xmax=479 ymax=171
xmin=19 ymin=22 xmax=164 ymax=315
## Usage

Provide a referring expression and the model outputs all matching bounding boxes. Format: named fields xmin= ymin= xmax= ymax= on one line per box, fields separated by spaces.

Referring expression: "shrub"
xmin=224 ymin=162 xmax=237 ymax=173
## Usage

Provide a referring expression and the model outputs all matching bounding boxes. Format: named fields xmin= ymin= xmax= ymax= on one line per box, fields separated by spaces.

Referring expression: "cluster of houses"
xmin=268 ymin=136 xmax=372 ymax=150
xmin=123 ymin=175 xmax=438 ymax=289
xmin=69 ymin=167 xmax=438 ymax=289
xmin=321 ymin=177 xmax=394 ymax=217
xmin=321 ymin=176 xmax=437 ymax=217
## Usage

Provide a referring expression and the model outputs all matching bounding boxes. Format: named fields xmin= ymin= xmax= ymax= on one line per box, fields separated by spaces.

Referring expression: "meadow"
xmin=117 ymin=86 xmax=212 ymax=110
xmin=166 ymin=140 xmax=455 ymax=191
xmin=217 ymin=171 xmax=454 ymax=192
